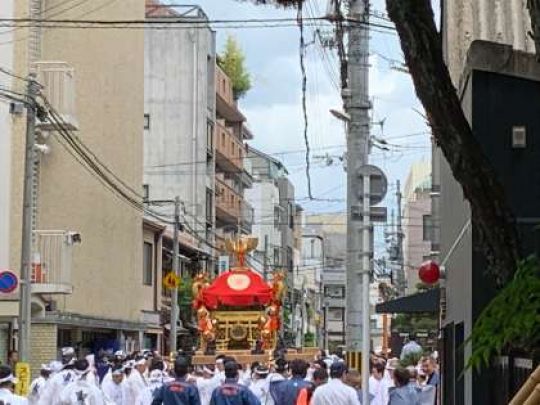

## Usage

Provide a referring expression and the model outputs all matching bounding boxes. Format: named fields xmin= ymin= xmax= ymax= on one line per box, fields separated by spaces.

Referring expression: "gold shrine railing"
xmin=212 ymin=310 xmax=276 ymax=352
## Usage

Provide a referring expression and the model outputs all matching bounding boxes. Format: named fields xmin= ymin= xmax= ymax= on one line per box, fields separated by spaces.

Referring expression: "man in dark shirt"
xmin=270 ymin=359 xmax=313 ymax=405
xmin=152 ymin=356 xmax=201 ymax=405
xmin=421 ymin=356 xmax=440 ymax=386
xmin=210 ymin=360 xmax=260 ymax=405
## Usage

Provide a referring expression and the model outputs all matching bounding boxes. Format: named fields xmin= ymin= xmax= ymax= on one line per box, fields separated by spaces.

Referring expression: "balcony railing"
xmin=31 ymin=230 xmax=75 ymax=294
xmin=216 ymin=65 xmax=234 ymax=106
xmin=34 ymin=61 xmax=77 ymax=130
xmin=215 ymin=121 xmax=244 ymax=172
xmin=216 ymin=177 xmax=241 ymax=224
xmin=215 ymin=65 xmax=245 ymax=122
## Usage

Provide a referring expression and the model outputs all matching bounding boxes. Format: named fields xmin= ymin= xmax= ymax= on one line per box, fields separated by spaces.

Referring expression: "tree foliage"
xmin=218 ymin=36 xmax=252 ymax=99
xmin=528 ymin=0 xmax=540 ymax=60
xmin=465 ymin=257 xmax=540 ymax=371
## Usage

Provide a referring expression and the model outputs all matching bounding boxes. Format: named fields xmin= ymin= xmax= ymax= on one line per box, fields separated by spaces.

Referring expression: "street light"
xmin=329 ymin=108 xmax=351 ymax=122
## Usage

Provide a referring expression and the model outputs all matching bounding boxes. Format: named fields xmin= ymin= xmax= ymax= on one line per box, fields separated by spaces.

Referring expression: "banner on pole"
xmin=15 ymin=362 xmax=30 ymax=396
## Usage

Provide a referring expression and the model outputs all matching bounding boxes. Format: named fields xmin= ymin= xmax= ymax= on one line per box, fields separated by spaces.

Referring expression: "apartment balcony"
xmin=215 ymin=121 xmax=244 ymax=174
xmin=34 ymin=61 xmax=78 ymax=131
xmin=31 ymin=230 xmax=77 ymax=294
xmin=215 ymin=177 xmax=241 ymax=226
xmin=215 ymin=65 xmax=245 ymax=122
xmin=215 ymin=232 xmax=227 ymax=253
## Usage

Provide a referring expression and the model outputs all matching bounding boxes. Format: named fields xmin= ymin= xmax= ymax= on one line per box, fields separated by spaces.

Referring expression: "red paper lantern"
xmin=418 ymin=260 xmax=440 ymax=284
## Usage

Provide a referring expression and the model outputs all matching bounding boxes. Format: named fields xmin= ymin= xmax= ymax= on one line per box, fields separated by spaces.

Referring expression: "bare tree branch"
xmin=386 ymin=0 xmax=520 ymax=283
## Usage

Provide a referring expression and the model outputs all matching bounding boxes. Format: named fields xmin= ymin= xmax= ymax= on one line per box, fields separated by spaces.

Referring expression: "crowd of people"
xmin=0 ymin=347 xmax=440 ymax=405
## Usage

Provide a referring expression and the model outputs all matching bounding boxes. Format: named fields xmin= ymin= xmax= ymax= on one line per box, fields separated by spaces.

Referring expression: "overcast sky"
xmin=188 ymin=0 xmax=433 ymax=217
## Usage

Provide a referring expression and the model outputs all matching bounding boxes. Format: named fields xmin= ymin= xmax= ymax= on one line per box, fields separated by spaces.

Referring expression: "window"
xmin=274 ymin=207 xmax=280 ymax=228
xmin=143 ymin=242 xmax=153 ymax=286
xmin=142 ymin=184 xmax=149 ymax=202
xmin=422 ymin=215 xmax=432 ymax=241
xmin=325 ymin=286 xmax=345 ymax=298
xmin=310 ymin=239 xmax=315 ymax=259
xmin=327 ymin=307 xmax=344 ymax=321
xmin=288 ymin=203 xmax=294 ymax=229
xmin=273 ymin=248 xmax=280 ymax=266
xmin=207 ymin=120 xmax=214 ymax=152
xmin=206 ymin=188 xmax=213 ymax=223
xmin=287 ymin=247 xmax=293 ymax=272
xmin=144 ymin=114 xmax=150 ymax=130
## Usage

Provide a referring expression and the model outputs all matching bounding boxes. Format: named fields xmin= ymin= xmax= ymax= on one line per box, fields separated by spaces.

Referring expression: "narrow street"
xmin=0 ymin=1 xmax=538 ymax=404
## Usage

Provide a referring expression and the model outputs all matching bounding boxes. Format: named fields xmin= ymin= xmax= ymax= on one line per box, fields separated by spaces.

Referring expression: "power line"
xmin=298 ymin=3 xmax=313 ymax=200
xmin=0 ymin=17 xmax=396 ymax=31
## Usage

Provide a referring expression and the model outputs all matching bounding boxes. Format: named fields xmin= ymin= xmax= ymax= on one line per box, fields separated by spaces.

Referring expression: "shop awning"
xmin=375 ymin=288 xmax=440 ymax=314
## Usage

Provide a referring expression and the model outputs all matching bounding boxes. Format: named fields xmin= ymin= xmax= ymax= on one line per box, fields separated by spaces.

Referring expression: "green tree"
xmin=218 ymin=36 xmax=252 ymax=99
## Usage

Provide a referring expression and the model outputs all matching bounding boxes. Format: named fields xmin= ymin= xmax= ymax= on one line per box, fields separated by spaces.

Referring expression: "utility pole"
xmin=396 ymin=180 xmax=405 ymax=295
xmin=170 ymin=196 xmax=181 ymax=355
xmin=18 ymin=74 xmax=39 ymax=362
xmin=263 ymin=235 xmax=268 ymax=281
xmin=345 ymin=0 xmax=371 ymax=402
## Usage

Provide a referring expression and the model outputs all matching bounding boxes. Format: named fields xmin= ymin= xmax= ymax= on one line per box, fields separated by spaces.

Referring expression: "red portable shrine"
xmin=201 ymin=269 xmax=273 ymax=309
xmin=191 ymin=236 xmax=285 ymax=354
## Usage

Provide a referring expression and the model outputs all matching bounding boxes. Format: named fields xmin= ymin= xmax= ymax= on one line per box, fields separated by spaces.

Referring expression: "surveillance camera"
xmin=66 ymin=232 xmax=82 ymax=244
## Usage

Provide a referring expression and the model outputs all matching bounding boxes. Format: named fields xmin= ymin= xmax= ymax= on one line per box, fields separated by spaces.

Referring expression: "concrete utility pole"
xmin=18 ymin=74 xmax=39 ymax=362
xmin=396 ymin=180 xmax=405 ymax=295
xmin=263 ymin=235 xmax=268 ymax=281
xmin=170 ymin=196 xmax=181 ymax=355
xmin=345 ymin=0 xmax=371 ymax=402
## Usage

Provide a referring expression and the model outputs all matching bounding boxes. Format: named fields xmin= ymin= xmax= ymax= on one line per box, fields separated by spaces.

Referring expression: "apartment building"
xmin=0 ymin=0 xmax=17 ymax=364
xmin=214 ymin=66 xmax=254 ymax=258
xmin=402 ymin=160 xmax=432 ymax=295
xmin=437 ymin=2 xmax=536 ymax=403
xmin=5 ymin=0 xmax=160 ymax=374
xmin=305 ymin=213 xmax=347 ymax=350
xmin=299 ymin=232 xmax=323 ymax=347
xmin=244 ymin=148 xmax=289 ymax=275
xmin=144 ymin=1 xmax=215 ymax=265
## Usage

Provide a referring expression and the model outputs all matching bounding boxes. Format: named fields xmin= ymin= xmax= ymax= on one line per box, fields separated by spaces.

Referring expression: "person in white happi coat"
xmin=58 ymin=359 xmax=108 ymax=405
xmin=123 ymin=357 xmax=148 ymax=404
xmin=0 ymin=365 xmax=28 ymax=405
xmin=369 ymin=361 xmax=389 ymax=405
xmin=102 ymin=365 xmax=126 ymax=405
xmin=135 ymin=369 xmax=167 ymax=405
xmin=28 ymin=363 xmax=53 ymax=404
xmin=194 ymin=366 xmax=220 ymax=405
xmin=249 ymin=365 xmax=271 ymax=405
xmin=38 ymin=347 xmax=78 ymax=405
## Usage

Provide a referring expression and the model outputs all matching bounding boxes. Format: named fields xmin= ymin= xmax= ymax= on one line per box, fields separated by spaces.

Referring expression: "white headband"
xmin=0 ymin=374 xmax=17 ymax=384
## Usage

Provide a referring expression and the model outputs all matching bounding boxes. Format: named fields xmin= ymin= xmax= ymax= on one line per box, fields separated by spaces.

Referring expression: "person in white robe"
xmin=58 ymin=359 xmax=108 ymax=405
xmin=194 ymin=366 xmax=220 ymax=405
xmin=123 ymin=357 xmax=148 ymax=404
xmin=249 ymin=365 xmax=271 ymax=405
xmin=38 ymin=347 xmax=78 ymax=405
xmin=102 ymin=365 xmax=125 ymax=405
xmin=0 ymin=366 xmax=28 ymax=405
xmin=28 ymin=363 xmax=52 ymax=404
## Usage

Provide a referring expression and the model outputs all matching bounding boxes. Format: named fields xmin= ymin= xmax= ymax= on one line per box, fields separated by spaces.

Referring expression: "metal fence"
xmin=490 ymin=352 xmax=537 ymax=404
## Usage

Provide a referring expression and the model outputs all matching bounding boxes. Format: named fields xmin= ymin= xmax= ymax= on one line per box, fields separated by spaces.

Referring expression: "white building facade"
xmin=144 ymin=4 xmax=216 ymax=252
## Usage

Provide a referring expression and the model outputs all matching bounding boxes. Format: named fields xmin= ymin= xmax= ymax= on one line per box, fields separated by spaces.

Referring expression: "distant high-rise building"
xmin=402 ymin=160 xmax=432 ymax=295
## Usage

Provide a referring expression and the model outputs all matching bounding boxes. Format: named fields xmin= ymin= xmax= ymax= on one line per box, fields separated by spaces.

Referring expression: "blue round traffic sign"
xmin=0 ymin=271 xmax=18 ymax=293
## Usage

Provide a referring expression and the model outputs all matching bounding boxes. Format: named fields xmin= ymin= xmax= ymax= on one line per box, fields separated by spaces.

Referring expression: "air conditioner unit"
xmin=34 ymin=61 xmax=78 ymax=131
